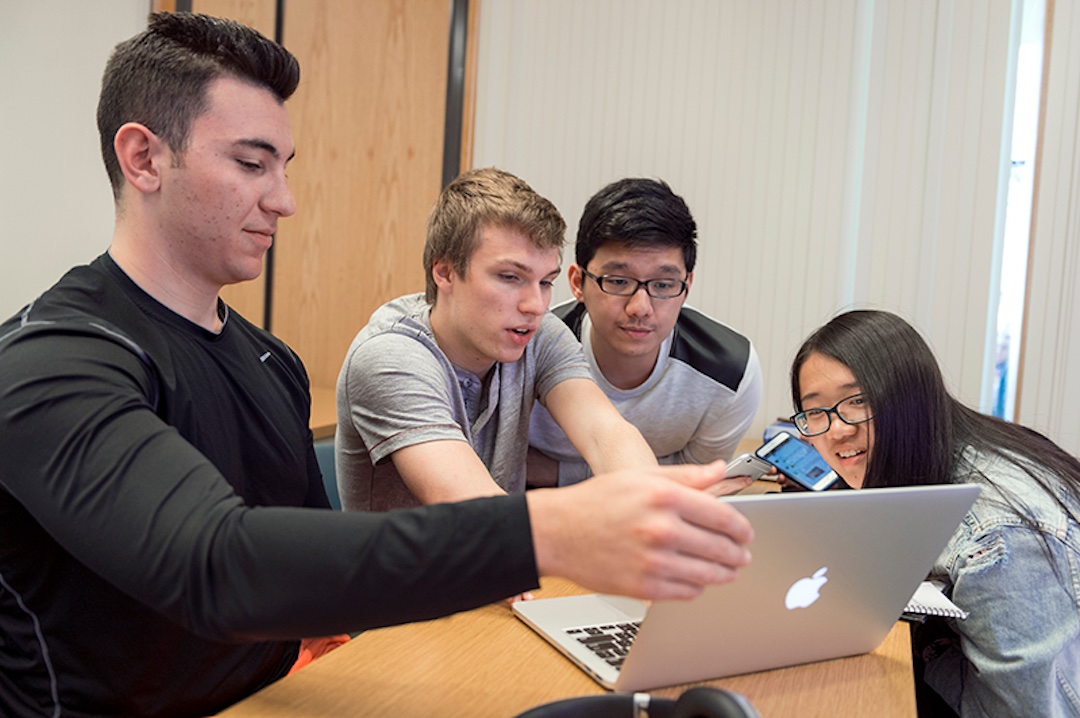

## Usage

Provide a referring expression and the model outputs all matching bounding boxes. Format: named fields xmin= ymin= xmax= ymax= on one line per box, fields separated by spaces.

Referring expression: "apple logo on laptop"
xmin=785 ymin=567 xmax=828 ymax=609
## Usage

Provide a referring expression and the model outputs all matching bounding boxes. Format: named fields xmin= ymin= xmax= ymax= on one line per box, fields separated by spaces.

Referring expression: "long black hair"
xmin=791 ymin=310 xmax=1080 ymax=514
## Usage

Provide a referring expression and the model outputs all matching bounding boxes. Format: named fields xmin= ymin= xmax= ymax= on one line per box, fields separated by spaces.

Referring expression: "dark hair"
xmin=423 ymin=167 xmax=566 ymax=303
xmin=575 ymin=178 xmax=697 ymax=272
xmin=97 ymin=12 xmax=300 ymax=200
xmin=791 ymin=310 xmax=1080 ymax=514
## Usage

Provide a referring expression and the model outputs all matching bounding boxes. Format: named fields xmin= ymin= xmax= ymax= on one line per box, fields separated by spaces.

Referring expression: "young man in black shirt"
xmin=0 ymin=13 xmax=753 ymax=716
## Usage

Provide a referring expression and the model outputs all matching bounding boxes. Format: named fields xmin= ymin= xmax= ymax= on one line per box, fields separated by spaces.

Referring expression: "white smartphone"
xmin=755 ymin=431 xmax=840 ymax=491
xmin=723 ymin=452 xmax=772 ymax=481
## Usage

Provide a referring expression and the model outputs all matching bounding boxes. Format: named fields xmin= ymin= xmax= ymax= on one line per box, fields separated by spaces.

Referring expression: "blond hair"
xmin=423 ymin=168 xmax=566 ymax=303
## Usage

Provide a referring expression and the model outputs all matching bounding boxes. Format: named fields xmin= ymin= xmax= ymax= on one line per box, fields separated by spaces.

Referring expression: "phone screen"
xmin=756 ymin=432 xmax=838 ymax=491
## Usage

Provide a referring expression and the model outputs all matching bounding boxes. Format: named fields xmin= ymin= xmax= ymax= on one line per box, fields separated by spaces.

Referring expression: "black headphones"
xmin=514 ymin=687 xmax=760 ymax=718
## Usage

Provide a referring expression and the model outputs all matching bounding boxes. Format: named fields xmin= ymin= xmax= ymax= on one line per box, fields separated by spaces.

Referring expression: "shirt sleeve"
xmin=925 ymin=523 xmax=1080 ymax=717
xmin=675 ymin=341 xmax=764 ymax=464
xmin=0 ymin=331 xmax=539 ymax=642
xmin=339 ymin=331 xmax=469 ymax=464
xmin=531 ymin=312 xmax=593 ymax=400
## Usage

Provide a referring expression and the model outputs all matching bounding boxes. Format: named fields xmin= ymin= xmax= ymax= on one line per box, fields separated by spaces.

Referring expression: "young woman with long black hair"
xmin=791 ymin=310 xmax=1079 ymax=717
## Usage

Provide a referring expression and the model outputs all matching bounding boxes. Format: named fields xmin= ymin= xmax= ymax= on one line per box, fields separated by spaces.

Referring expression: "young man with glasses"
xmin=529 ymin=178 xmax=763 ymax=486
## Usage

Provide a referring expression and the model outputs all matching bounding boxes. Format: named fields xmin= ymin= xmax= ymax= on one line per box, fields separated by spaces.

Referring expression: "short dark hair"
xmin=574 ymin=178 xmax=697 ymax=272
xmin=96 ymin=12 xmax=300 ymax=200
xmin=423 ymin=167 xmax=566 ymax=303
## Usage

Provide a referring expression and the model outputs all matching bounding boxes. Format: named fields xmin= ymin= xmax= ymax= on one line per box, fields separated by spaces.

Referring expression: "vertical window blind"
xmin=473 ymin=0 xmax=1025 ymax=444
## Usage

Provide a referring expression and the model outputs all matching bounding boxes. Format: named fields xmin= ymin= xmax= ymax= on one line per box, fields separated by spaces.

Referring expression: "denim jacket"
xmin=924 ymin=447 xmax=1080 ymax=717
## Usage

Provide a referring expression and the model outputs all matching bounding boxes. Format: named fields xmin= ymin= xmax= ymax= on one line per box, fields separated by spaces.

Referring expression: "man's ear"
xmin=431 ymin=258 xmax=455 ymax=294
xmin=568 ymin=264 xmax=586 ymax=302
xmin=683 ymin=270 xmax=694 ymax=300
xmin=113 ymin=122 xmax=166 ymax=195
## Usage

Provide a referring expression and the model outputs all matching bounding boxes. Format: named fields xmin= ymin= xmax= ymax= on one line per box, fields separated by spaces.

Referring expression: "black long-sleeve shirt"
xmin=0 ymin=254 xmax=537 ymax=717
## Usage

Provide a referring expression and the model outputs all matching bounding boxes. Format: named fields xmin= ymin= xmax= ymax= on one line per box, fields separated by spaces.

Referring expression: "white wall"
xmin=473 ymin=0 xmax=1023 ymax=446
xmin=0 ymin=1 xmax=147 ymax=318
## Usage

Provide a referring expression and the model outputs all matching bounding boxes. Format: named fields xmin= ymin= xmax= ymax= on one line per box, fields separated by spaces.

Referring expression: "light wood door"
xmin=176 ymin=0 xmax=452 ymax=391
xmin=274 ymin=0 xmax=451 ymax=389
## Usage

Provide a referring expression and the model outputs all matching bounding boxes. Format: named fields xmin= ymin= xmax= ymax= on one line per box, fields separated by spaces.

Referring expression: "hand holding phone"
xmin=704 ymin=452 xmax=772 ymax=497
xmin=723 ymin=453 xmax=772 ymax=481
xmin=755 ymin=431 xmax=839 ymax=491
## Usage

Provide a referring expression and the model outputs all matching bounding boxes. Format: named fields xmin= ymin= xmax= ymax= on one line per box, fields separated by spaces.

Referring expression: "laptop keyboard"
xmin=565 ymin=622 xmax=640 ymax=669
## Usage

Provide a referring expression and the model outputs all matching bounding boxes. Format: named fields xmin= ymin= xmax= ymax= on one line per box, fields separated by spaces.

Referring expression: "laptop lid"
xmin=513 ymin=483 xmax=979 ymax=692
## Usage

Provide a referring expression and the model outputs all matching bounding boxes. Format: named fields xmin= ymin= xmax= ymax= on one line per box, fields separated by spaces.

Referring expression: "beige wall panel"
xmin=274 ymin=0 xmax=451 ymax=388
xmin=1018 ymin=0 xmax=1080 ymax=455
xmin=1 ymin=2 xmax=146 ymax=319
xmin=191 ymin=0 xmax=277 ymax=325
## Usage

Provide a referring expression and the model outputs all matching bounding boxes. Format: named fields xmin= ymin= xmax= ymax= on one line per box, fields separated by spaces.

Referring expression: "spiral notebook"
xmin=904 ymin=581 xmax=968 ymax=619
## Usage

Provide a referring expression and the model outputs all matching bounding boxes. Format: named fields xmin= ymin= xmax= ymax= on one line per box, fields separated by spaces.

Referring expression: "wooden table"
xmin=219 ymin=577 xmax=915 ymax=717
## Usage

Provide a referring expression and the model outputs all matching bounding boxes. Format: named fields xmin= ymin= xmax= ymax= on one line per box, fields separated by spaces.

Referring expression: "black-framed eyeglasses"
xmin=581 ymin=269 xmax=688 ymax=299
xmin=790 ymin=393 xmax=873 ymax=437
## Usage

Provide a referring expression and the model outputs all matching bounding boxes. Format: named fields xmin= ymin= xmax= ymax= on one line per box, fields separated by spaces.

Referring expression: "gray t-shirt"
xmin=336 ymin=294 xmax=591 ymax=511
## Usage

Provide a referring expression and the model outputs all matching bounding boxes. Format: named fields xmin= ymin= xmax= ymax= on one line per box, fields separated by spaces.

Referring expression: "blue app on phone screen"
xmin=756 ymin=431 xmax=839 ymax=491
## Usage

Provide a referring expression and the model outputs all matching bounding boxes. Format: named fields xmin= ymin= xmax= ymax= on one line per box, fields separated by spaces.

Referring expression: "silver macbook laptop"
xmin=513 ymin=484 xmax=979 ymax=692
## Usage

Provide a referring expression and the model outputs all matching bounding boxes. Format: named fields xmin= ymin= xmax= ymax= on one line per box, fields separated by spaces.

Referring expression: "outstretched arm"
xmin=391 ymin=439 xmax=506 ymax=504
xmin=542 ymin=377 xmax=658 ymax=473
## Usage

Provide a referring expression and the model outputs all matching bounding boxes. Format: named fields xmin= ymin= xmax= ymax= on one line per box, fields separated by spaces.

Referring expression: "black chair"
xmin=313 ymin=438 xmax=341 ymax=510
